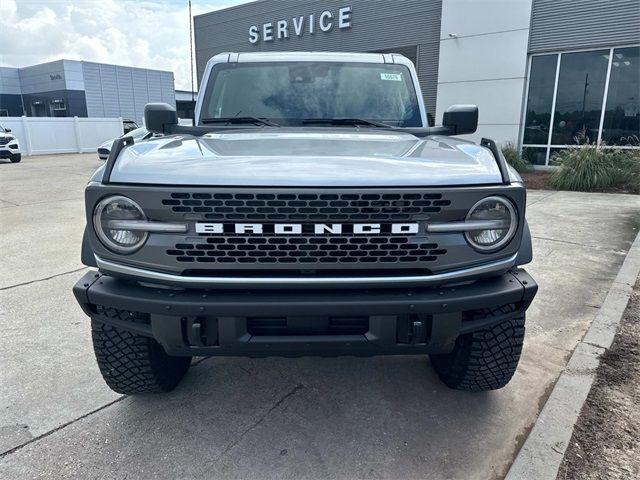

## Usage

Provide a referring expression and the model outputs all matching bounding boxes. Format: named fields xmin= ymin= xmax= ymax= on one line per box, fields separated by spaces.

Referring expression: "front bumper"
xmin=73 ymin=269 xmax=537 ymax=357
xmin=0 ymin=148 xmax=20 ymax=159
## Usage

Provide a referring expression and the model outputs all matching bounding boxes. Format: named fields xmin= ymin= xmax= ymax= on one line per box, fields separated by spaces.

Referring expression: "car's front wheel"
xmin=10 ymin=153 xmax=21 ymax=163
xmin=429 ymin=316 xmax=525 ymax=391
xmin=91 ymin=320 xmax=192 ymax=394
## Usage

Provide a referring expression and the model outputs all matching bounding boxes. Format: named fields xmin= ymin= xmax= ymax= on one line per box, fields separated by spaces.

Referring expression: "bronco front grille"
xmin=156 ymin=189 xmax=456 ymax=269
xmin=90 ymin=185 xmax=525 ymax=276
xmin=166 ymin=235 xmax=446 ymax=265
xmin=161 ymin=192 xmax=451 ymax=222
xmin=0 ymin=138 xmax=9 ymax=146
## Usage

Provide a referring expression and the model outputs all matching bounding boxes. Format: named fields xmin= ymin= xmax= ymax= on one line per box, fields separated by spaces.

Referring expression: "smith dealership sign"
xmin=249 ymin=6 xmax=352 ymax=44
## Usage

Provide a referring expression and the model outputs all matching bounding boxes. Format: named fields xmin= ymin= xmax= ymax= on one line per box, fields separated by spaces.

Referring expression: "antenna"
xmin=189 ymin=0 xmax=195 ymax=112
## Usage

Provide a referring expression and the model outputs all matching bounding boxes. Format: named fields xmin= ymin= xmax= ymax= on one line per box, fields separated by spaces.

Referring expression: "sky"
xmin=0 ymin=0 xmax=250 ymax=90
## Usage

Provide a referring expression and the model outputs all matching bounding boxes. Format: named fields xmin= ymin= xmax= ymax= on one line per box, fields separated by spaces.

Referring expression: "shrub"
xmin=615 ymin=150 xmax=640 ymax=194
xmin=550 ymin=144 xmax=640 ymax=193
xmin=620 ymin=134 xmax=640 ymax=147
xmin=501 ymin=143 xmax=531 ymax=173
xmin=614 ymin=135 xmax=640 ymax=193
xmin=549 ymin=146 xmax=616 ymax=191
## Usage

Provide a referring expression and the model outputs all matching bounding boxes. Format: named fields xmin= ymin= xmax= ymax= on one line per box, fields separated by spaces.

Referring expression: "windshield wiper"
xmin=200 ymin=117 xmax=280 ymax=127
xmin=301 ymin=117 xmax=391 ymax=128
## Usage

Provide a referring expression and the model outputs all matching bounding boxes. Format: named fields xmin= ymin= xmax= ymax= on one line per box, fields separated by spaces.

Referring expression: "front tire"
xmin=430 ymin=316 xmax=525 ymax=391
xmin=91 ymin=320 xmax=191 ymax=394
xmin=10 ymin=153 xmax=21 ymax=163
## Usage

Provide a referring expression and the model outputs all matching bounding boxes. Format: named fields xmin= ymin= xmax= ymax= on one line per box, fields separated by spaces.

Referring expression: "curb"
xmin=505 ymin=230 xmax=640 ymax=480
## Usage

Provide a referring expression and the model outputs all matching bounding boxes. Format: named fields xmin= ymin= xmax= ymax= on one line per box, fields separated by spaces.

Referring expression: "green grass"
xmin=501 ymin=143 xmax=531 ymax=173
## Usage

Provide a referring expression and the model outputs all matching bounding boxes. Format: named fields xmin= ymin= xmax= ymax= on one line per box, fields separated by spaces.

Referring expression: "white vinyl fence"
xmin=1 ymin=116 xmax=124 ymax=156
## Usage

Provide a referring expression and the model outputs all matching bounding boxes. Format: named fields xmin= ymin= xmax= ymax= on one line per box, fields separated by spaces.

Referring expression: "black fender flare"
xmin=515 ymin=220 xmax=533 ymax=266
xmin=81 ymin=226 xmax=97 ymax=267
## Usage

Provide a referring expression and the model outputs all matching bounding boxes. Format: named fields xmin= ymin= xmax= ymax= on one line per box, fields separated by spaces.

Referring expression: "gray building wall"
xmin=82 ymin=62 xmax=175 ymax=123
xmin=14 ymin=60 xmax=87 ymax=117
xmin=0 ymin=67 xmax=23 ymax=116
xmin=0 ymin=60 xmax=174 ymax=121
xmin=194 ymin=0 xmax=443 ymax=116
xmin=529 ymin=0 xmax=640 ymax=53
xmin=17 ymin=60 xmax=69 ymax=94
xmin=0 ymin=67 xmax=22 ymax=95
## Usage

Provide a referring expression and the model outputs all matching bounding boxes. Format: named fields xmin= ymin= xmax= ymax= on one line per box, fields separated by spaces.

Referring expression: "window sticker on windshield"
xmin=380 ymin=72 xmax=403 ymax=82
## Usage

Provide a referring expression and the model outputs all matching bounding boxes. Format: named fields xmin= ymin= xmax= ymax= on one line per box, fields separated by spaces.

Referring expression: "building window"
xmin=521 ymin=146 xmax=548 ymax=166
xmin=523 ymin=54 xmax=557 ymax=147
xmin=521 ymin=45 xmax=640 ymax=165
xmin=601 ymin=46 xmax=640 ymax=145
xmin=551 ymin=50 xmax=608 ymax=145
xmin=51 ymin=99 xmax=67 ymax=117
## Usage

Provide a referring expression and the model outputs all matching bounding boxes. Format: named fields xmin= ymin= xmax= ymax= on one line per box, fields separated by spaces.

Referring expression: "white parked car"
xmin=97 ymin=127 xmax=152 ymax=161
xmin=0 ymin=125 xmax=21 ymax=163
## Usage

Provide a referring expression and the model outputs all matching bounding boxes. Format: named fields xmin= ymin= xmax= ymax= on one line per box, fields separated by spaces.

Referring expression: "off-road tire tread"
xmin=91 ymin=319 xmax=191 ymax=394
xmin=430 ymin=316 xmax=525 ymax=391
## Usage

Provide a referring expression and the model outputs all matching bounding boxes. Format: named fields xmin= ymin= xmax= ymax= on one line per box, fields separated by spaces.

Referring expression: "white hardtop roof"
xmin=209 ymin=51 xmax=411 ymax=65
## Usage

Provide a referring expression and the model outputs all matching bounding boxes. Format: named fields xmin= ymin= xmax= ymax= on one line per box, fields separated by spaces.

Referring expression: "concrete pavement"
xmin=1 ymin=154 xmax=639 ymax=479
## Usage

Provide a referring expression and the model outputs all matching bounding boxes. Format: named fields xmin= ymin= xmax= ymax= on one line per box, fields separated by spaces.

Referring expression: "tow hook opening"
xmin=396 ymin=314 xmax=431 ymax=344
xmin=182 ymin=317 xmax=218 ymax=347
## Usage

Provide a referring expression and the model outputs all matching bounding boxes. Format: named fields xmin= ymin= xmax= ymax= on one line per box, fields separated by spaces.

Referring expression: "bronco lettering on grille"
xmin=195 ymin=223 xmax=420 ymax=235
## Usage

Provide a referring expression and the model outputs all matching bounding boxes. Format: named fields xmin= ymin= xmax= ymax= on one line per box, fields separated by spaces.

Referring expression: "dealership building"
xmin=0 ymin=60 xmax=176 ymax=124
xmin=194 ymin=0 xmax=640 ymax=165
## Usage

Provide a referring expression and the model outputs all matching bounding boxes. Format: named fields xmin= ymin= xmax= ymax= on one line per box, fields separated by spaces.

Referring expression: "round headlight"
xmin=93 ymin=196 xmax=148 ymax=253
xmin=464 ymin=196 xmax=517 ymax=252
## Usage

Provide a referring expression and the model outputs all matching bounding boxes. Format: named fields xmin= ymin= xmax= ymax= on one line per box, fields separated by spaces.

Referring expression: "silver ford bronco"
xmin=73 ymin=52 xmax=537 ymax=394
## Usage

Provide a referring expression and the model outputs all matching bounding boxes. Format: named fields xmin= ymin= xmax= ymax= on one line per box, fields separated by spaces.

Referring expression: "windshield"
xmin=199 ymin=62 xmax=422 ymax=127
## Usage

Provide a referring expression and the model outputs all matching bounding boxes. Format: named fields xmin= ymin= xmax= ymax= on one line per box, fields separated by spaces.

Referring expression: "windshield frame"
xmin=197 ymin=59 xmax=427 ymax=129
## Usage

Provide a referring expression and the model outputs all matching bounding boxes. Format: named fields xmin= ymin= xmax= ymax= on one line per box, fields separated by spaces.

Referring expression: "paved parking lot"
xmin=1 ymin=153 xmax=639 ymax=479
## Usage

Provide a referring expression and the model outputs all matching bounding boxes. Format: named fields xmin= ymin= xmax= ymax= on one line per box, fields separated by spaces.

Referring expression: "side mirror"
xmin=4 ymin=128 xmax=11 ymax=133
xmin=144 ymin=103 xmax=178 ymax=134
xmin=442 ymin=105 xmax=478 ymax=135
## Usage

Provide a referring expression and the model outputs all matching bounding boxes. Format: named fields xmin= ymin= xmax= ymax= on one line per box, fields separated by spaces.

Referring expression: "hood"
xmin=108 ymin=128 xmax=509 ymax=187
xmin=99 ymin=138 xmax=114 ymax=150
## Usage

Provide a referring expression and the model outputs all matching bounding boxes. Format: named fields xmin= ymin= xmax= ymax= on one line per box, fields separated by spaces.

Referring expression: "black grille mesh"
xmin=162 ymin=192 xmax=451 ymax=221
xmin=166 ymin=235 xmax=446 ymax=265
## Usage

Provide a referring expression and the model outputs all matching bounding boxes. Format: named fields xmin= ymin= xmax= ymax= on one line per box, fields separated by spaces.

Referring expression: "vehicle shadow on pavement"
xmin=111 ymin=355 xmax=497 ymax=479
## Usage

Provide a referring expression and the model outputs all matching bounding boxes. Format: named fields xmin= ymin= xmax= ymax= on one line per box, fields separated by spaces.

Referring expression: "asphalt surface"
xmin=1 ymin=153 xmax=639 ymax=479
